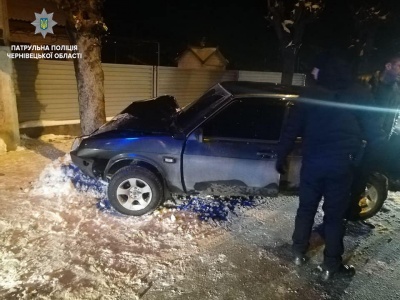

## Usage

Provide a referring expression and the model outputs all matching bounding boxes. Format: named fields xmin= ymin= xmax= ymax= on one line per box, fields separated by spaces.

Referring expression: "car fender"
xmin=104 ymin=153 xmax=167 ymax=182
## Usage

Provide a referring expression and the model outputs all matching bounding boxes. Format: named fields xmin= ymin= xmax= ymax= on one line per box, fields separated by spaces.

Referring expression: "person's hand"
xmin=276 ymin=158 xmax=288 ymax=175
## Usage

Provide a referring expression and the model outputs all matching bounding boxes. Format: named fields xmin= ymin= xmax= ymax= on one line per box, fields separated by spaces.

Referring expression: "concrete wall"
xmin=0 ymin=0 xmax=10 ymax=45
xmin=0 ymin=46 xmax=19 ymax=152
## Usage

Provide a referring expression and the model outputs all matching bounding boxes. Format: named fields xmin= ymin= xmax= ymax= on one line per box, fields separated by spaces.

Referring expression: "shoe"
xmin=318 ymin=264 xmax=355 ymax=281
xmin=293 ymin=254 xmax=308 ymax=266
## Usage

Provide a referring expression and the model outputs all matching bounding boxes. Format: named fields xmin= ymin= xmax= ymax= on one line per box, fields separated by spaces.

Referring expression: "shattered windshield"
xmin=176 ymin=85 xmax=229 ymax=130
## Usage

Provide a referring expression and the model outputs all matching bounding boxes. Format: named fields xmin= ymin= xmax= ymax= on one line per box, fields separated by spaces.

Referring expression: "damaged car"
xmin=70 ymin=81 xmax=388 ymax=217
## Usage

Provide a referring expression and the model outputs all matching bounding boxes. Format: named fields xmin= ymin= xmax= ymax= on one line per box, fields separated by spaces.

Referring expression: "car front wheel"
xmin=358 ymin=174 xmax=388 ymax=220
xmin=108 ymin=166 xmax=163 ymax=216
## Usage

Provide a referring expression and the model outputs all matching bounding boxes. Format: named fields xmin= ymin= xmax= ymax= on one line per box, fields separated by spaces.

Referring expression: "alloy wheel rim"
xmin=359 ymin=184 xmax=378 ymax=215
xmin=116 ymin=178 xmax=152 ymax=211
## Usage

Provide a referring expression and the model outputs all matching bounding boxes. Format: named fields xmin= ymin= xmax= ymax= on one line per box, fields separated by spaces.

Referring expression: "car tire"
xmin=107 ymin=165 xmax=163 ymax=216
xmin=358 ymin=173 xmax=388 ymax=220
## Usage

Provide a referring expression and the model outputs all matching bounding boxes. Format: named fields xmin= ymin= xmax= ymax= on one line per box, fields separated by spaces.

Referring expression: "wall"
xmin=157 ymin=66 xmax=237 ymax=107
xmin=0 ymin=46 xmax=19 ymax=152
xmin=13 ymin=59 xmax=306 ymax=126
xmin=203 ymin=54 xmax=226 ymax=70
xmin=177 ymin=52 xmax=202 ymax=69
xmin=238 ymin=70 xmax=305 ymax=86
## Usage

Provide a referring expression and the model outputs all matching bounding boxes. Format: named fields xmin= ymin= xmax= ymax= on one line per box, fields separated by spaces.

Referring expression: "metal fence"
xmin=13 ymin=60 xmax=306 ymax=125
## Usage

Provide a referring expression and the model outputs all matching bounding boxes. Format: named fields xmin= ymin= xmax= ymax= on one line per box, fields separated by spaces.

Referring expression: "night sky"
xmin=102 ymin=0 xmax=400 ymax=72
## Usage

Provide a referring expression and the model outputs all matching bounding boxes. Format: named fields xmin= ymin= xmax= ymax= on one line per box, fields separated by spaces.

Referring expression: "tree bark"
xmin=52 ymin=0 xmax=107 ymax=135
xmin=74 ymin=33 xmax=106 ymax=135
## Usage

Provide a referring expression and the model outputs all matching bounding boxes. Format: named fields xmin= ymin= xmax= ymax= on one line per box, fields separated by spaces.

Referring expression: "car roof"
xmin=219 ymin=81 xmax=303 ymax=98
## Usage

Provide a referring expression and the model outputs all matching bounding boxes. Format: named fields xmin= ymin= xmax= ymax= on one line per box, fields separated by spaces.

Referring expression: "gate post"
xmin=152 ymin=65 xmax=158 ymax=98
xmin=0 ymin=47 xmax=19 ymax=152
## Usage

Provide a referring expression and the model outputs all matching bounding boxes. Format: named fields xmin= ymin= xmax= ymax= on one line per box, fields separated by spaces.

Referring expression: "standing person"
xmin=372 ymin=55 xmax=400 ymax=179
xmin=346 ymin=55 xmax=400 ymax=221
xmin=372 ymin=55 xmax=400 ymax=137
xmin=276 ymin=53 xmax=384 ymax=281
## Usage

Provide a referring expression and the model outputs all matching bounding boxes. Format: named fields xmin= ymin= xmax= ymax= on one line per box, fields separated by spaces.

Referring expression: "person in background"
xmin=371 ymin=55 xmax=400 ymax=136
xmin=372 ymin=55 xmax=400 ymax=180
xmin=276 ymin=51 xmax=384 ymax=281
xmin=347 ymin=55 xmax=400 ymax=221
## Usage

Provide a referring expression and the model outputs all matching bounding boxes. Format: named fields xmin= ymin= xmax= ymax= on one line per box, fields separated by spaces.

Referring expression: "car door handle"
xmin=257 ymin=150 xmax=277 ymax=159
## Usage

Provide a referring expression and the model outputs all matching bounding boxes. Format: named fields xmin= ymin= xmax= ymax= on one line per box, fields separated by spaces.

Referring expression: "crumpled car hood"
xmin=93 ymin=95 xmax=180 ymax=135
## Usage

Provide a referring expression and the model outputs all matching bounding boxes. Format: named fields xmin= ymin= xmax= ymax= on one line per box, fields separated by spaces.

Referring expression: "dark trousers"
xmin=292 ymin=159 xmax=353 ymax=271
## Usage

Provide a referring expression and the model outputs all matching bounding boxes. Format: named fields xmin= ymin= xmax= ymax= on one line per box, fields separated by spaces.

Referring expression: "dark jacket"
xmin=278 ymin=85 xmax=384 ymax=165
xmin=370 ymin=81 xmax=400 ymax=176
xmin=372 ymin=81 xmax=400 ymax=137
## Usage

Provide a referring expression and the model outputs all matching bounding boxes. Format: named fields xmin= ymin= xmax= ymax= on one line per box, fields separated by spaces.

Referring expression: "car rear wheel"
xmin=108 ymin=166 xmax=163 ymax=216
xmin=358 ymin=174 xmax=387 ymax=220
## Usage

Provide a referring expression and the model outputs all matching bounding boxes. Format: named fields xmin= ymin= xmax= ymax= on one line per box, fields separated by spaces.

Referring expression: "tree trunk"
xmin=281 ymin=48 xmax=296 ymax=85
xmin=55 ymin=0 xmax=107 ymax=135
xmin=73 ymin=34 xmax=106 ymax=135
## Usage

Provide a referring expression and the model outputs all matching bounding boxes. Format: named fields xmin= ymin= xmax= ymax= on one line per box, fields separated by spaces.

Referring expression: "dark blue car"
xmin=70 ymin=81 xmax=386 ymax=217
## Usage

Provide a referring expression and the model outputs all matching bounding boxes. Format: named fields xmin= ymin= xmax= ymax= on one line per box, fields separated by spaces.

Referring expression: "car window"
xmin=202 ymin=97 xmax=287 ymax=141
xmin=177 ymin=86 xmax=228 ymax=130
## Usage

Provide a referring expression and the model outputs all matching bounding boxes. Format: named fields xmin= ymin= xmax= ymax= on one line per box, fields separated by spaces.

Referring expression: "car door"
xmin=182 ymin=97 xmax=289 ymax=196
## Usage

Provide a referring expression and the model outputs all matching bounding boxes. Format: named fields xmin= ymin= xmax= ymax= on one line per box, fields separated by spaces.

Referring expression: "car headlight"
xmin=71 ymin=136 xmax=87 ymax=151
